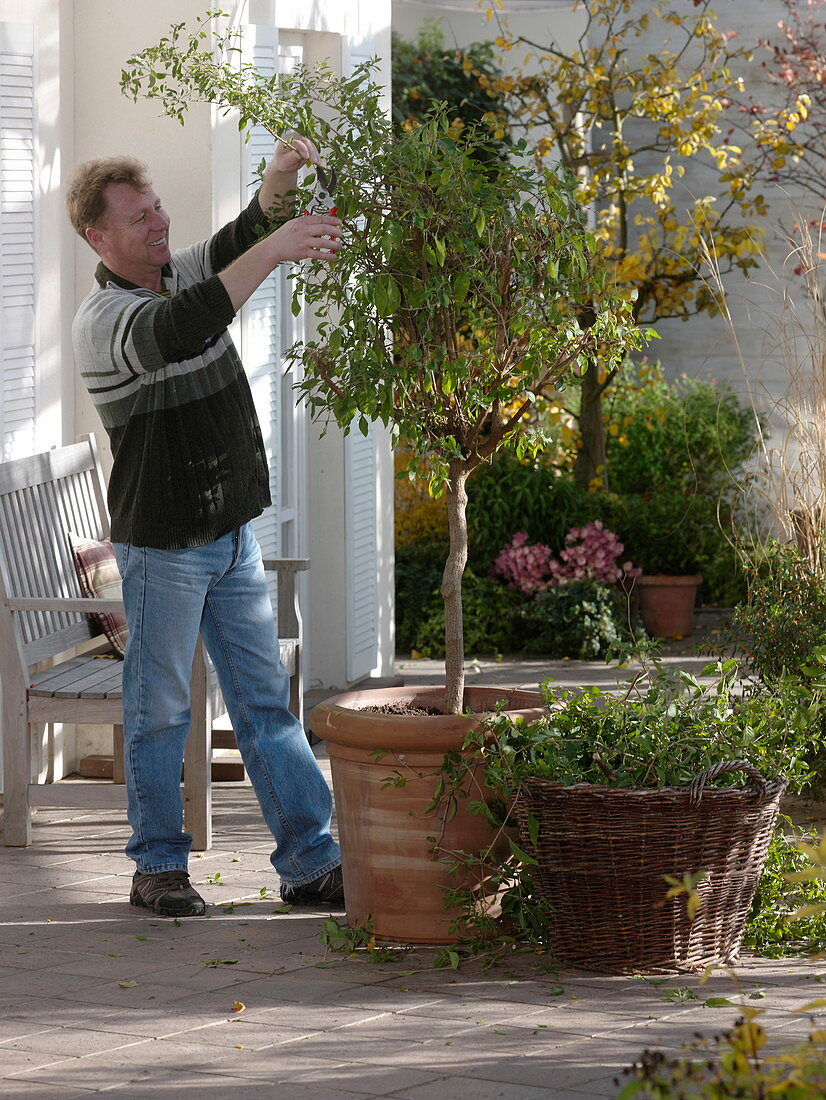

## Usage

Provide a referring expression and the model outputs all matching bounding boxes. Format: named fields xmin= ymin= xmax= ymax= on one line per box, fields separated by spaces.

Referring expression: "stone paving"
xmin=1 ymin=621 xmax=824 ymax=1098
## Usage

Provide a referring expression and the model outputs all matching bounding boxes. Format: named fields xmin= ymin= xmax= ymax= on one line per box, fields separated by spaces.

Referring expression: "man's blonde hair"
xmin=66 ymin=156 xmax=151 ymax=244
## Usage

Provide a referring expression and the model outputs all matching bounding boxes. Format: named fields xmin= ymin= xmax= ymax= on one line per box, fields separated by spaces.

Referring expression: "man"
xmin=66 ymin=136 xmax=344 ymax=917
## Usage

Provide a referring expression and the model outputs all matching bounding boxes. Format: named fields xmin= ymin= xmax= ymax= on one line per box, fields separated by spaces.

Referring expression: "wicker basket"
xmin=518 ymin=760 xmax=787 ymax=972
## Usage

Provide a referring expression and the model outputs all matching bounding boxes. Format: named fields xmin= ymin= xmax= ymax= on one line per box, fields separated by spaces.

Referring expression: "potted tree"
xmin=121 ymin=14 xmax=646 ymax=941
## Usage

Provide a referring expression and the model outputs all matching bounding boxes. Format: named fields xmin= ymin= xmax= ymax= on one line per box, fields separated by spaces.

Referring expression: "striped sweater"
xmin=72 ymin=195 xmax=271 ymax=549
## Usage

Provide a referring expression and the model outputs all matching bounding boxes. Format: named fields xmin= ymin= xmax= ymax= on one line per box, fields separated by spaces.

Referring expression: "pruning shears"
xmin=304 ymin=165 xmax=338 ymax=217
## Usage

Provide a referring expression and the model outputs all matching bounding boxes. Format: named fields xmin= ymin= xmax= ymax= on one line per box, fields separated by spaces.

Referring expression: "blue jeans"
xmin=113 ymin=525 xmax=340 ymax=886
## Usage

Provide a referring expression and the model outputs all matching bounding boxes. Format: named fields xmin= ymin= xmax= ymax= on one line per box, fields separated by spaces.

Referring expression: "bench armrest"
xmin=261 ymin=558 xmax=309 ymax=641
xmin=261 ymin=558 xmax=310 ymax=573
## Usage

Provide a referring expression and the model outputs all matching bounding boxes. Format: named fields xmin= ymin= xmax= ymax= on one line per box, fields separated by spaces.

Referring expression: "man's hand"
xmin=270 ymin=213 xmax=343 ymax=263
xmin=218 ymin=213 xmax=342 ymax=313
xmin=268 ymin=132 xmax=321 ymax=177
xmin=259 ymin=132 xmax=322 ymax=216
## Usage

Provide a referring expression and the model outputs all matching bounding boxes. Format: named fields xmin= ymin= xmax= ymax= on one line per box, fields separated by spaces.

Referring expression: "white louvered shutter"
xmin=242 ymin=24 xmax=284 ymax=611
xmin=343 ymin=33 xmax=380 ymax=682
xmin=345 ymin=426 xmax=378 ymax=682
xmin=0 ymin=22 xmax=37 ymax=461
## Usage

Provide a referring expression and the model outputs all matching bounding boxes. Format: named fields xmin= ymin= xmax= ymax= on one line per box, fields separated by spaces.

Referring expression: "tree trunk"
xmin=573 ymin=360 xmax=608 ymax=491
xmin=441 ymin=461 xmax=469 ymax=715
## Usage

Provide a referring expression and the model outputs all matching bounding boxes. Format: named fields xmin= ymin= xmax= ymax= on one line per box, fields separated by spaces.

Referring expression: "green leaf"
xmin=703 ymin=997 xmax=736 ymax=1008
xmin=374 ymin=273 xmax=401 ymax=317
xmin=507 ymin=837 xmax=538 ymax=866
xmin=454 ymin=273 xmax=471 ymax=306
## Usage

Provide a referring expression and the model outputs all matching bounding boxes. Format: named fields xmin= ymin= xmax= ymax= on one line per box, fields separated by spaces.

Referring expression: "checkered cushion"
xmin=68 ymin=533 xmax=128 ymax=658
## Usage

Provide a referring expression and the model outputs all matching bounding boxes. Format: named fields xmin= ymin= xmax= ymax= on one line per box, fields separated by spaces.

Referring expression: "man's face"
xmin=87 ymin=182 xmax=171 ymax=289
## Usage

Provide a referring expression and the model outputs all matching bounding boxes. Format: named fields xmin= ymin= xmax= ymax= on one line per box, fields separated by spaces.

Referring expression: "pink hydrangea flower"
xmin=491 ymin=522 xmax=635 ymax=593
xmin=491 ymin=533 xmax=554 ymax=594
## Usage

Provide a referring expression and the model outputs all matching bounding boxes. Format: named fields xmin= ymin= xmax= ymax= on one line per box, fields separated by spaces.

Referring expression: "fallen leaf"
xmin=231 ymin=1001 xmax=246 ymax=1013
xmin=118 ymin=980 xmax=139 ymax=989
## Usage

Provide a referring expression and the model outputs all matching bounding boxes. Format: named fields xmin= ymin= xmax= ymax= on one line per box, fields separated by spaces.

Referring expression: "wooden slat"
xmin=279 ymin=639 xmax=297 ymax=675
xmin=27 ymin=782 xmax=128 ymax=809
xmin=22 ymin=621 xmax=99 ymax=667
xmin=6 ymin=488 xmax=44 ymax=641
xmin=9 ymin=597 xmax=124 ymax=613
xmin=27 ymin=695 xmax=124 ymax=723
xmin=29 ymin=655 xmax=116 ymax=694
xmin=74 ymin=664 xmax=123 ymax=701
xmin=85 ymin=435 xmax=111 ymax=539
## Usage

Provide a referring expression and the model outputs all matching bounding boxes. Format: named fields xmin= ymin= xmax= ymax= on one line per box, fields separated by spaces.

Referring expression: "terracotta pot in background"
xmin=311 ymin=685 xmax=544 ymax=944
xmin=637 ymin=573 xmax=702 ymax=638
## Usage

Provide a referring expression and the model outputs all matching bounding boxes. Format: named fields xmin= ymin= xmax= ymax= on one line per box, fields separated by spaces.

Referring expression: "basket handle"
xmin=688 ymin=759 xmax=774 ymax=806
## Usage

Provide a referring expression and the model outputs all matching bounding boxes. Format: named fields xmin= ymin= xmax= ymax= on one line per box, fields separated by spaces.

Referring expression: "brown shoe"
xmin=130 ymin=870 xmax=206 ymax=917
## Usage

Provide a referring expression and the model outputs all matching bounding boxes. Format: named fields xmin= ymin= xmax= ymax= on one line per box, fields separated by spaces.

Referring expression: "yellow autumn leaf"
xmin=231 ymin=1001 xmax=246 ymax=1013
xmin=686 ymin=891 xmax=702 ymax=921
xmin=732 ymin=1019 xmax=765 ymax=1053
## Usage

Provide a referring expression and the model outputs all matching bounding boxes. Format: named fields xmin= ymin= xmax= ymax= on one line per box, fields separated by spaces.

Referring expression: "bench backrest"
xmin=0 ymin=436 xmax=110 ymax=668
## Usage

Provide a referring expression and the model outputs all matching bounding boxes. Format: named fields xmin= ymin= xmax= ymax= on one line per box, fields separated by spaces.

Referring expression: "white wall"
xmin=72 ymin=0 xmax=215 ymax=469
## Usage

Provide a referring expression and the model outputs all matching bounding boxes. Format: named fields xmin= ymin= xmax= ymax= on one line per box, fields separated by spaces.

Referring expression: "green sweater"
xmin=72 ymin=196 xmax=271 ymax=549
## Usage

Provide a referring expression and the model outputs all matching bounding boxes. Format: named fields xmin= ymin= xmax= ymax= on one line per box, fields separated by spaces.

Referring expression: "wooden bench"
xmin=0 ymin=435 xmax=308 ymax=850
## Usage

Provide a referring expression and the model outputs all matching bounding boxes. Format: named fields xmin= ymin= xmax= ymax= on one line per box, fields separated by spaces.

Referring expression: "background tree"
xmin=749 ymin=0 xmax=825 ymax=205
xmin=482 ymin=0 xmax=768 ymax=489
xmin=392 ymin=18 xmax=510 ymax=163
xmin=121 ymin=12 xmax=644 ymax=713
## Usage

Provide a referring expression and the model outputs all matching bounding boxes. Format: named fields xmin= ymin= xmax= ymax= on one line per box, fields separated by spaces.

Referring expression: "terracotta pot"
xmin=311 ymin=685 xmax=544 ymax=944
xmin=637 ymin=573 xmax=702 ymax=638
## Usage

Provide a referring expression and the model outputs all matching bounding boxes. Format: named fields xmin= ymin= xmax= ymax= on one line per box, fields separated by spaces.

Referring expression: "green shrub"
xmin=395 ymin=541 xmax=448 ymax=653
xmin=410 ymin=570 xmax=522 ymax=657
xmin=722 ymin=542 xmax=826 ymax=792
xmin=745 ymin=817 xmax=826 ymax=957
xmin=391 ymin=22 xmax=510 ymax=164
xmin=465 ymin=457 xmax=747 ymax=606
xmin=518 ymin=581 xmax=630 ymax=660
xmin=604 ymin=361 xmax=760 ymax=496
xmin=726 ymin=541 xmax=826 ymax=683
xmin=409 ymin=573 xmax=634 ymax=659
xmin=603 ymin=491 xmax=747 ymax=604
xmin=481 ymin=662 xmax=818 ymax=792
xmin=466 ymin=458 xmax=598 ymax=568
